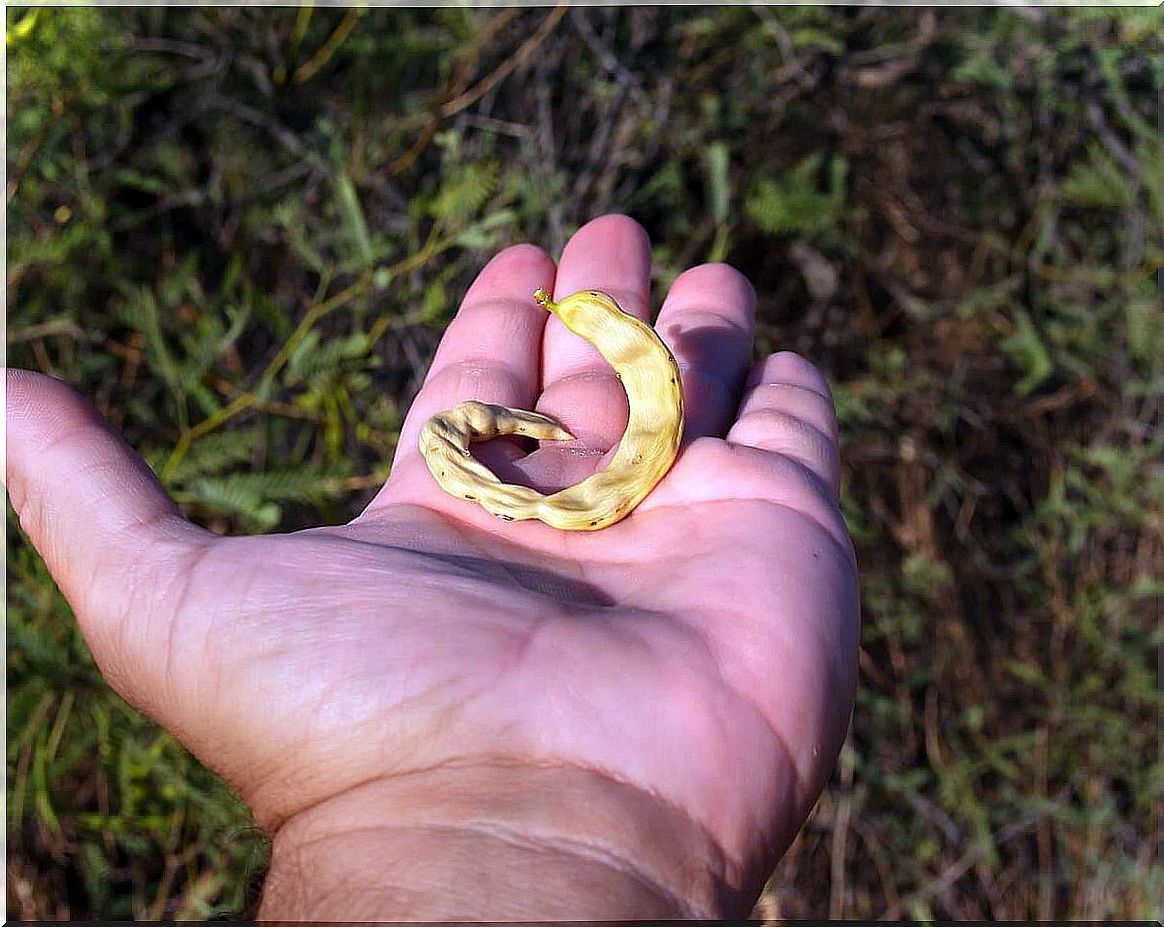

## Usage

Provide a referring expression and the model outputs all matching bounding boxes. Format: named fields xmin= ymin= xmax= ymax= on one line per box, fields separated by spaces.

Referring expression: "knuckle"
xmin=663 ymin=306 xmax=752 ymax=337
xmin=735 ymin=407 xmax=832 ymax=445
xmin=425 ymin=358 xmax=526 ymax=398
xmin=729 ymin=409 xmax=840 ymax=488
xmin=739 ymin=382 xmax=838 ymax=439
xmin=754 ymin=352 xmax=832 ymax=397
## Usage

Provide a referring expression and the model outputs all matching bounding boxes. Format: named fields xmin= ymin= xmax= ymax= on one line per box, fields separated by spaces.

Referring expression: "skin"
xmin=3 ymin=214 xmax=858 ymax=919
xmin=419 ymin=287 xmax=685 ymax=530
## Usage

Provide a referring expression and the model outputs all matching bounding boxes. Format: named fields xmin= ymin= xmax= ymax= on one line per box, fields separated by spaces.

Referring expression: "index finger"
xmin=368 ymin=243 xmax=556 ymax=511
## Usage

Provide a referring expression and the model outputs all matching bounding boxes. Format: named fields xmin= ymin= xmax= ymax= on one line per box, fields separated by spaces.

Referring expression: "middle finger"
xmin=536 ymin=214 xmax=654 ymax=453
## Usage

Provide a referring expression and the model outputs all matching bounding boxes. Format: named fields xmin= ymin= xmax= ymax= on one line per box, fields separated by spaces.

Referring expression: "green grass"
xmin=7 ymin=6 xmax=1161 ymax=918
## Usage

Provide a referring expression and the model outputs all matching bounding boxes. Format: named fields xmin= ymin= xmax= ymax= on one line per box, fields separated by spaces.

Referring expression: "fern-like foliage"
xmin=430 ymin=160 xmax=501 ymax=226
xmin=150 ymin=429 xmax=260 ymax=484
xmin=187 ymin=468 xmax=339 ymax=531
xmin=285 ymin=330 xmax=371 ymax=384
xmin=1061 ymin=142 xmax=1138 ymax=210
xmin=744 ymin=153 xmax=848 ymax=243
xmin=1000 ymin=309 xmax=1054 ymax=396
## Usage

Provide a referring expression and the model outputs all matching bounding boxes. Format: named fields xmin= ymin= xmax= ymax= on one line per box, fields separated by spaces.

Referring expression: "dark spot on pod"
xmin=589 ymin=520 xmax=598 ymax=526
xmin=464 ymin=495 xmax=476 ymax=501
xmin=498 ymin=514 xmax=514 ymax=521
xmin=670 ymin=377 xmax=676 ymax=384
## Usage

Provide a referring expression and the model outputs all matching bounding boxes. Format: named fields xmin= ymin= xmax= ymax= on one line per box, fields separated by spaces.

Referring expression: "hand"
xmin=5 ymin=214 xmax=858 ymax=919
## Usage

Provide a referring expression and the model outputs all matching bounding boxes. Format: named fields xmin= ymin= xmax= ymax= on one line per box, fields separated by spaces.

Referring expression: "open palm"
xmin=6 ymin=215 xmax=857 ymax=916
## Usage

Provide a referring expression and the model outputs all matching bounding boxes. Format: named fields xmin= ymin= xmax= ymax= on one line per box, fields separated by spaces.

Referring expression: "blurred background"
xmin=6 ymin=4 xmax=1160 ymax=918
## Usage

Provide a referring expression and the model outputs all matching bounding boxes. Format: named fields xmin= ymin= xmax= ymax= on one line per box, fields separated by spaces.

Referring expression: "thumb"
xmin=5 ymin=369 xmax=211 ymax=696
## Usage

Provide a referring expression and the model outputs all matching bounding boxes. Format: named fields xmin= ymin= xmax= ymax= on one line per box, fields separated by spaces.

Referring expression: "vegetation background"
xmin=6 ymin=4 xmax=1161 ymax=919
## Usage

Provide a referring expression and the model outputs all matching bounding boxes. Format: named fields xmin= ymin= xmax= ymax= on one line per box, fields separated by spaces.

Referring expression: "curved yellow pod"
xmin=418 ymin=287 xmax=685 ymax=530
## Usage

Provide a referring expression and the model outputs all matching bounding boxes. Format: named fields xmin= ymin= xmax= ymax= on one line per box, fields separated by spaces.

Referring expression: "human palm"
xmin=6 ymin=215 xmax=857 ymax=914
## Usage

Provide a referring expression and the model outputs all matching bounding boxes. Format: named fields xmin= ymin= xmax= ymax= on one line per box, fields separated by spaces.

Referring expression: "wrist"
xmin=259 ymin=758 xmax=745 ymax=920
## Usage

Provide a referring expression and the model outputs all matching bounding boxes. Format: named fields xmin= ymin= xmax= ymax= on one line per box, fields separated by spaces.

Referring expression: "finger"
xmin=726 ymin=352 xmax=841 ymax=499
xmin=654 ymin=263 xmax=756 ymax=441
xmin=537 ymin=214 xmax=653 ymax=451
xmin=4 ymin=369 xmax=210 ymax=685
xmin=372 ymin=243 xmax=556 ymax=506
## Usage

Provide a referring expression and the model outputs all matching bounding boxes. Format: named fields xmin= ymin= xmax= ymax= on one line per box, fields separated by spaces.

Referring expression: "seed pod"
xmin=419 ymin=288 xmax=685 ymax=530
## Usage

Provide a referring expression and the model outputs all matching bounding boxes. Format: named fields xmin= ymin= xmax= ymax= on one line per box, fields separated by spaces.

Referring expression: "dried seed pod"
xmin=419 ymin=287 xmax=685 ymax=530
